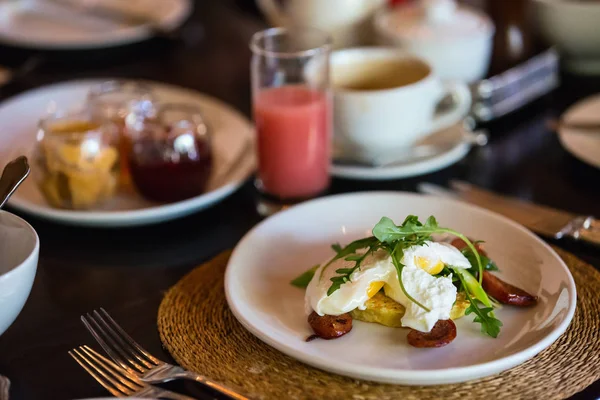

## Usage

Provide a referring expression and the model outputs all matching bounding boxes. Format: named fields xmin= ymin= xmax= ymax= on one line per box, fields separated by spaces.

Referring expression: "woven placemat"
xmin=158 ymin=247 xmax=600 ymax=400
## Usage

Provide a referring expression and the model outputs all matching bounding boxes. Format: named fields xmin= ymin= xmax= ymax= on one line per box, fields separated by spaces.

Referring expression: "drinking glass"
xmin=250 ymin=27 xmax=332 ymax=216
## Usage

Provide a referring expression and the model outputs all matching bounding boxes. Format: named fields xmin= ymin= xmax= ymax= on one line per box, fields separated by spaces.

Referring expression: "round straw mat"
xmin=158 ymin=247 xmax=600 ymax=400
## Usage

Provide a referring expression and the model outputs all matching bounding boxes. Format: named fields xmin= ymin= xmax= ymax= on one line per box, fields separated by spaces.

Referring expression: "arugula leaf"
xmin=326 ymin=241 xmax=382 ymax=296
xmin=461 ymin=248 xmax=499 ymax=272
xmin=290 ymin=265 xmax=319 ymax=288
xmin=373 ymin=216 xmax=484 ymax=285
xmin=465 ymin=303 xmax=502 ymax=338
xmin=456 ymin=271 xmax=502 ymax=338
xmin=320 ymin=237 xmax=380 ymax=278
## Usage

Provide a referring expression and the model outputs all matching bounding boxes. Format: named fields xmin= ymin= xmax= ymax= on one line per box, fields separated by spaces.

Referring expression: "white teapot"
xmin=256 ymin=0 xmax=386 ymax=49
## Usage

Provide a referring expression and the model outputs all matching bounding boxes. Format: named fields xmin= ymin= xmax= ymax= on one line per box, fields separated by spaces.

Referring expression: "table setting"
xmin=0 ymin=0 xmax=599 ymax=399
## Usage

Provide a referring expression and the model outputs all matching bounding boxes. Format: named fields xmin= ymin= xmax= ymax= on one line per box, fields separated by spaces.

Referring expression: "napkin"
xmin=0 ymin=374 xmax=9 ymax=400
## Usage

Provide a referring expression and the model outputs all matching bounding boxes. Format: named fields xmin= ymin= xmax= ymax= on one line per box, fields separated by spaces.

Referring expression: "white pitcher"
xmin=256 ymin=0 xmax=386 ymax=49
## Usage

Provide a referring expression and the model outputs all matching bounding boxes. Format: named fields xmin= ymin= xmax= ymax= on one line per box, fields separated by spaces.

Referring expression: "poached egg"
xmin=305 ymin=241 xmax=471 ymax=332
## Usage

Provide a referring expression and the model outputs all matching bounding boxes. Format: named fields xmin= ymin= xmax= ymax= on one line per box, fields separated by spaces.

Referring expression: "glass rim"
xmin=38 ymin=109 xmax=118 ymax=142
xmin=87 ymin=80 xmax=155 ymax=96
xmin=250 ymin=27 xmax=332 ymax=59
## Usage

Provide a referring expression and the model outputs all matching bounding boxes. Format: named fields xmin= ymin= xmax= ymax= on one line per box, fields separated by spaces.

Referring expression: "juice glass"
xmin=250 ymin=27 xmax=332 ymax=215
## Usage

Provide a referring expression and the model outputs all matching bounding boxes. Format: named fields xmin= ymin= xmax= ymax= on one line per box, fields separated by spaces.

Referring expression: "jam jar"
xmin=34 ymin=110 xmax=120 ymax=210
xmin=124 ymin=103 xmax=213 ymax=203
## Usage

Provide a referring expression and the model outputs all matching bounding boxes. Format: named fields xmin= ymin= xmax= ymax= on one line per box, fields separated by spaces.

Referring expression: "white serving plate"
xmin=0 ymin=79 xmax=255 ymax=227
xmin=0 ymin=0 xmax=192 ymax=50
xmin=225 ymin=192 xmax=576 ymax=385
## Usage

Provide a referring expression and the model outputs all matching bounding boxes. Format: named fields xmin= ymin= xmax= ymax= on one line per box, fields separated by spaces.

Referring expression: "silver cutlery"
xmin=333 ymin=130 xmax=488 ymax=168
xmin=82 ymin=308 xmax=249 ymax=400
xmin=418 ymin=180 xmax=600 ymax=246
xmin=70 ymin=345 xmax=196 ymax=400
xmin=0 ymin=156 xmax=30 ymax=209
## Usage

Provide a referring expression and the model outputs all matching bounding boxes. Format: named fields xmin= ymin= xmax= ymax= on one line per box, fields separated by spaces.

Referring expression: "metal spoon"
xmin=0 ymin=156 xmax=30 ymax=209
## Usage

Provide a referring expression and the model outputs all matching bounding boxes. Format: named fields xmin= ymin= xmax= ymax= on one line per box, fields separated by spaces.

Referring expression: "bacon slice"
xmin=307 ymin=312 xmax=352 ymax=340
xmin=482 ymin=271 xmax=538 ymax=306
xmin=407 ymin=320 xmax=457 ymax=348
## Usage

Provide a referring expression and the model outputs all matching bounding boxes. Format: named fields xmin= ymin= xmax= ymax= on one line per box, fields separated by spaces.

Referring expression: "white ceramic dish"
xmin=558 ymin=94 xmax=600 ymax=169
xmin=533 ymin=0 xmax=600 ymax=75
xmin=330 ymin=48 xmax=472 ymax=159
xmin=0 ymin=79 xmax=255 ymax=227
xmin=225 ymin=192 xmax=576 ymax=385
xmin=374 ymin=0 xmax=494 ymax=83
xmin=331 ymin=121 xmax=471 ymax=180
xmin=0 ymin=0 xmax=192 ymax=50
xmin=0 ymin=210 xmax=39 ymax=337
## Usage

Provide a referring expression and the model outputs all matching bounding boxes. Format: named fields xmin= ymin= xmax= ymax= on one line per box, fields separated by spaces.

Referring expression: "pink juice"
xmin=254 ymin=85 xmax=331 ymax=199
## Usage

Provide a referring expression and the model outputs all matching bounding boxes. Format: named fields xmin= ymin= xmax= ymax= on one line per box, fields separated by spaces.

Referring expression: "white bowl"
xmin=374 ymin=2 xmax=494 ymax=83
xmin=0 ymin=210 xmax=39 ymax=336
xmin=533 ymin=0 xmax=600 ymax=75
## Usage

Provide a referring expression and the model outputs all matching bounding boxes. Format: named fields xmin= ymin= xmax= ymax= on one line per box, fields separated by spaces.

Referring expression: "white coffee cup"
xmin=331 ymin=48 xmax=471 ymax=161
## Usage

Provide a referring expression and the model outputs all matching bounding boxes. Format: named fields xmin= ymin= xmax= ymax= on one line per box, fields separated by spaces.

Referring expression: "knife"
xmin=417 ymin=181 xmax=600 ymax=246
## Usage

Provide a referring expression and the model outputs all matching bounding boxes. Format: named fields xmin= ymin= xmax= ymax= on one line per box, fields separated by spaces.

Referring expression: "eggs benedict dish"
xmin=293 ymin=215 xmax=537 ymax=348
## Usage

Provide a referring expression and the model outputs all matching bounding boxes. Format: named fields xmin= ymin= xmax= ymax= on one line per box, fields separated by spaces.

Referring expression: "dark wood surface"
xmin=0 ymin=1 xmax=599 ymax=399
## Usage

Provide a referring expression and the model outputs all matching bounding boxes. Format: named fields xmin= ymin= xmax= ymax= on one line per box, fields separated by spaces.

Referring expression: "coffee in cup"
xmin=330 ymin=48 xmax=471 ymax=161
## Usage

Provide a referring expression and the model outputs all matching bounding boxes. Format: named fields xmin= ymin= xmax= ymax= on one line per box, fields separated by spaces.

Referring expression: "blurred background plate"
xmin=0 ymin=0 xmax=192 ymax=50
xmin=558 ymin=94 xmax=600 ymax=170
xmin=0 ymin=79 xmax=255 ymax=227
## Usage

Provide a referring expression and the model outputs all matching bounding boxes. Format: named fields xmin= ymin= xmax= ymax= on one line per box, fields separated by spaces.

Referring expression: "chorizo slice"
xmin=482 ymin=271 xmax=537 ymax=306
xmin=407 ymin=319 xmax=457 ymax=348
xmin=450 ymin=238 xmax=487 ymax=256
xmin=308 ymin=312 xmax=352 ymax=340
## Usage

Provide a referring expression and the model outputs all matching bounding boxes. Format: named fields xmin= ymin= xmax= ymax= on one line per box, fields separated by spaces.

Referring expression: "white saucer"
xmin=225 ymin=192 xmax=576 ymax=385
xmin=0 ymin=0 xmax=192 ymax=50
xmin=0 ymin=79 xmax=255 ymax=227
xmin=331 ymin=121 xmax=472 ymax=180
xmin=558 ymin=94 xmax=600 ymax=169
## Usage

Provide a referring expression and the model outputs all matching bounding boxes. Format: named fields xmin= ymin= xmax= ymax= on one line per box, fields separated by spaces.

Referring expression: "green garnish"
xmin=451 ymin=267 xmax=494 ymax=308
xmin=372 ymin=216 xmax=484 ymax=285
xmin=456 ymin=271 xmax=503 ymax=338
xmin=461 ymin=246 xmax=499 ymax=272
xmin=290 ymin=265 xmax=319 ymax=288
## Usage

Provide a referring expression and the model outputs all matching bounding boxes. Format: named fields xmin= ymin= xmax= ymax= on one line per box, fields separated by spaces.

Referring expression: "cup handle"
xmin=430 ymin=81 xmax=472 ymax=132
xmin=256 ymin=0 xmax=288 ymax=27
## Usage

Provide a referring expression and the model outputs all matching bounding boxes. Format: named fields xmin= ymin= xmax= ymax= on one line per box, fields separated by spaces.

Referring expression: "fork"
xmin=82 ymin=308 xmax=249 ymax=400
xmin=69 ymin=345 xmax=196 ymax=400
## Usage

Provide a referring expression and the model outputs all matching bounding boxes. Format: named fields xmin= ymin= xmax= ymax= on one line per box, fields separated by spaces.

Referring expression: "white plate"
xmin=225 ymin=192 xmax=576 ymax=385
xmin=0 ymin=0 xmax=192 ymax=50
xmin=559 ymin=94 xmax=600 ymax=169
xmin=0 ymin=79 xmax=255 ymax=227
xmin=331 ymin=122 xmax=471 ymax=180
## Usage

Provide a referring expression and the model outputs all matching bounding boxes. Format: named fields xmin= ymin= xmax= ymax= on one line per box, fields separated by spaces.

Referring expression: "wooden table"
xmin=0 ymin=1 xmax=598 ymax=399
